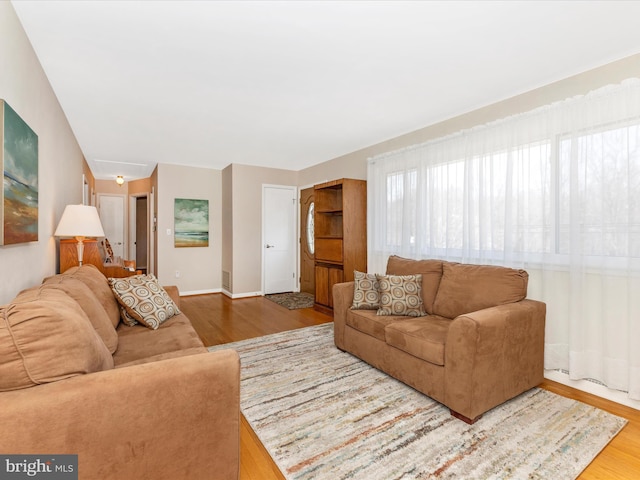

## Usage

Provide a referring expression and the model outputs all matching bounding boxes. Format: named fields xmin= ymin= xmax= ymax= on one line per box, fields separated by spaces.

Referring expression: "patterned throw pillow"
xmin=108 ymin=274 xmax=180 ymax=330
xmin=375 ymin=274 xmax=427 ymax=317
xmin=351 ymin=270 xmax=380 ymax=310
xmin=118 ymin=305 xmax=139 ymax=327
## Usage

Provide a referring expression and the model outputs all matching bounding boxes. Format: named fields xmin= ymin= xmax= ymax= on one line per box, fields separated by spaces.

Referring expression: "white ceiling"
xmin=12 ymin=1 xmax=640 ymax=181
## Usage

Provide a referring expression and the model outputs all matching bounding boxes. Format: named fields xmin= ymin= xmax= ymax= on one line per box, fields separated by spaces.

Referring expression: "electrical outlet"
xmin=175 ymin=270 xmax=180 ymax=278
xmin=166 ymin=228 xmax=172 ymax=235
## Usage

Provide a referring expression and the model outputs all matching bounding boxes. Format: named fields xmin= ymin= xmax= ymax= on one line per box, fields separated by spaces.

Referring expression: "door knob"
xmin=266 ymin=244 xmax=274 ymax=248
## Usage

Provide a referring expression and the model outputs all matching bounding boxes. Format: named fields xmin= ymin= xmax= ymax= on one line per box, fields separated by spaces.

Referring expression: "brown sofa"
xmin=0 ymin=264 xmax=240 ymax=480
xmin=333 ymin=256 xmax=546 ymax=423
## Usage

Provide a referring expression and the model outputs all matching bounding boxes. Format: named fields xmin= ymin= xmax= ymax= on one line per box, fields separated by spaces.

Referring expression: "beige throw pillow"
xmin=375 ymin=274 xmax=427 ymax=317
xmin=351 ymin=271 xmax=380 ymax=310
xmin=108 ymin=275 xmax=180 ymax=330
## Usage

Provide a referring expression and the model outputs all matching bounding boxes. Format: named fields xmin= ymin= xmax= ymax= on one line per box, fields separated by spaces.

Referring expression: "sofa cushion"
xmin=114 ymin=347 xmax=207 ymax=369
xmin=108 ymin=275 xmax=181 ymax=330
xmin=113 ymin=313 xmax=205 ymax=366
xmin=49 ymin=264 xmax=121 ymax=328
xmin=386 ymin=256 xmax=443 ymax=313
xmin=0 ymin=287 xmax=114 ymax=392
xmin=385 ymin=316 xmax=451 ymax=366
xmin=376 ymin=274 xmax=427 ymax=317
xmin=346 ymin=310 xmax=413 ymax=341
xmin=351 ymin=271 xmax=380 ymax=310
xmin=432 ymin=262 xmax=529 ymax=319
xmin=40 ymin=278 xmax=118 ymax=354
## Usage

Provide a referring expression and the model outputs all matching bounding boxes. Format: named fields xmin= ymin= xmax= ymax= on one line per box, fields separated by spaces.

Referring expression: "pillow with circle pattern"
xmin=350 ymin=270 xmax=380 ymax=310
xmin=118 ymin=304 xmax=139 ymax=327
xmin=108 ymin=274 xmax=180 ymax=330
xmin=375 ymin=274 xmax=427 ymax=317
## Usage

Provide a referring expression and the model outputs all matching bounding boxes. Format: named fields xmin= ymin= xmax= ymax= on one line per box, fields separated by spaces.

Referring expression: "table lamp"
xmin=54 ymin=204 xmax=106 ymax=265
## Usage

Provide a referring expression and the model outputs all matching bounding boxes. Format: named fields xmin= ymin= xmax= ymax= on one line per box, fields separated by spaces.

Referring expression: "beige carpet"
xmin=210 ymin=324 xmax=627 ymax=480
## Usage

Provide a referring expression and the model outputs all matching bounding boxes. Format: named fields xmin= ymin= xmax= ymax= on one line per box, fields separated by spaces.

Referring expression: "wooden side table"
xmin=59 ymin=238 xmax=139 ymax=278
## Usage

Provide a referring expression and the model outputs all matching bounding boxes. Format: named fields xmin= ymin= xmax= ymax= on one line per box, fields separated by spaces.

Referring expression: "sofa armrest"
xmin=444 ymin=299 xmax=546 ymax=421
xmin=164 ymin=285 xmax=181 ymax=308
xmin=332 ymin=281 xmax=354 ymax=350
xmin=0 ymin=350 xmax=240 ymax=480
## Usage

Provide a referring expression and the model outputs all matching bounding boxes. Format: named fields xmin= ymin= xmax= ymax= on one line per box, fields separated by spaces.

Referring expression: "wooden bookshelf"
xmin=313 ymin=178 xmax=367 ymax=313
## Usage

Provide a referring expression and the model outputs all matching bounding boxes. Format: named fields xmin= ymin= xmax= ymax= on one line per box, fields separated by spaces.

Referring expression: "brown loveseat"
xmin=0 ymin=265 xmax=240 ymax=480
xmin=333 ymin=256 xmax=546 ymax=423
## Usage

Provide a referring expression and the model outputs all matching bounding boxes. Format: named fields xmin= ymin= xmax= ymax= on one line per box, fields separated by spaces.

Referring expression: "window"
xmin=558 ymin=123 xmax=640 ymax=258
xmin=306 ymin=202 xmax=315 ymax=254
xmin=385 ymin=170 xmax=416 ymax=248
xmin=369 ymin=78 xmax=640 ymax=402
xmin=378 ymin=123 xmax=640 ymax=263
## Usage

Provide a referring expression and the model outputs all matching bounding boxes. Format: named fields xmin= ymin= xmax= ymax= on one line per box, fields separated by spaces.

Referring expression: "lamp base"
xmin=74 ymin=236 xmax=86 ymax=266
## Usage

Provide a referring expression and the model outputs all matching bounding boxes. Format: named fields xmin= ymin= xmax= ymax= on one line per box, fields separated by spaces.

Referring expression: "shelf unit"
xmin=314 ymin=178 xmax=367 ymax=313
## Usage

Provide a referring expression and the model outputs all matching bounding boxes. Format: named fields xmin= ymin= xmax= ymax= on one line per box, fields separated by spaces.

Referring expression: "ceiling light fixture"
xmin=116 ymin=175 xmax=124 ymax=186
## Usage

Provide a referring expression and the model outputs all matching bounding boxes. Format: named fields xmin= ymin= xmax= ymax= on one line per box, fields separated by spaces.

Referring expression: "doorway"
xmin=98 ymin=194 xmax=126 ymax=259
xmin=128 ymin=194 xmax=150 ymax=273
xmin=262 ymin=185 xmax=297 ymax=294
xmin=299 ymin=187 xmax=315 ymax=295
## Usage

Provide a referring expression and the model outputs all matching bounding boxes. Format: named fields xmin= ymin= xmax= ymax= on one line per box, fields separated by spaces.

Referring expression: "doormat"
xmin=265 ymin=292 xmax=314 ymax=310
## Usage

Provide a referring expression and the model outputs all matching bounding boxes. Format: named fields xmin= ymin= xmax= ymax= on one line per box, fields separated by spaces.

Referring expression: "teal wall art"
xmin=174 ymin=198 xmax=209 ymax=247
xmin=1 ymin=100 xmax=38 ymax=245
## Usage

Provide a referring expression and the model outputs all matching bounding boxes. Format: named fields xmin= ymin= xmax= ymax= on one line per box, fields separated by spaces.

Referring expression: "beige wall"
xmin=224 ymin=164 xmax=298 ymax=296
xmin=82 ymin=158 xmax=95 ymax=204
xmin=95 ymin=177 xmax=151 ymax=196
xmin=298 ymin=53 xmax=640 ymax=186
xmin=0 ymin=3 xmax=85 ymax=303
xmin=156 ymin=163 xmax=221 ymax=294
xmin=221 ymin=165 xmax=233 ymax=294
xmin=95 ymin=178 xmax=128 ymax=195
xmin=128 ymin=177 xmax=151 ymax=196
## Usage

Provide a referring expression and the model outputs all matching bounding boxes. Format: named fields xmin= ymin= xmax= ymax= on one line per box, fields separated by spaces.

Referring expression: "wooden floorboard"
xmin=182 ymin=293 xmax=640 ymax=480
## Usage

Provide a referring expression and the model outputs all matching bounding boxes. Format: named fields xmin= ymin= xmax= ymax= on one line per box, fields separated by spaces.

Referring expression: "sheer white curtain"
xmin=368 ymin=78 xmax=640 ymax=402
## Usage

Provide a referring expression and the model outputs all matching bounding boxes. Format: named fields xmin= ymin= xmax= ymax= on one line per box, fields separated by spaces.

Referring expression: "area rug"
xmin=209 ymin=324 xmax=627 ymax=480
xmin=264 ymin=292 xmax=314 ymax=309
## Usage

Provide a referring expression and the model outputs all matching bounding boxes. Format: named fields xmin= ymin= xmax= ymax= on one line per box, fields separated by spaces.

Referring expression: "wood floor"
xmin=181 ymin=293 xmax=640 ymax=480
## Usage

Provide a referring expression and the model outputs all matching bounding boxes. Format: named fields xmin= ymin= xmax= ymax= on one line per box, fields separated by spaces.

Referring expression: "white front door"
xmin=263 ymin=185 xmax=297 ymax=294
xmin=98 ymin=194 xmax=126 ymax=259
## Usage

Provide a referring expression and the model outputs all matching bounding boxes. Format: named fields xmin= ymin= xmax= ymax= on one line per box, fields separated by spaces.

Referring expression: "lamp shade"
xmin=54 ymin=205 xmax=105 ymax=238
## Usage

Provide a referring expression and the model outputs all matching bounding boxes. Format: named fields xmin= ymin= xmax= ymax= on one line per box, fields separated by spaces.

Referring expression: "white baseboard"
xmin=544 ymin=369 xmax=640 ymax=411
xmin=221 ymin=289 xmax=263 ymax=299
xmin=180 ymin=288 xmax=221 ymax=296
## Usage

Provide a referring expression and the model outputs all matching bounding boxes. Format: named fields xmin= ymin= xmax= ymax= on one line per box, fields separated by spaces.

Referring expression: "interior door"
xmin=136 ymin=196 xmax=148 ymax=271
xmin=300 ymin=187 xmax=315 ymax=295
xmin=98 ymin=194 xmax=126 ymax=259
xmin=263 ymin=185 xmax=297 ymax=294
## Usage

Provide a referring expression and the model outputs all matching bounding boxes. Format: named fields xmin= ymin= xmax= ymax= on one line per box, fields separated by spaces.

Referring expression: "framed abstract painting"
xmin=174 ymin=198 xmax=209 ymax=247
xmin=1 ymin=100 xmax=38 ymax=245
